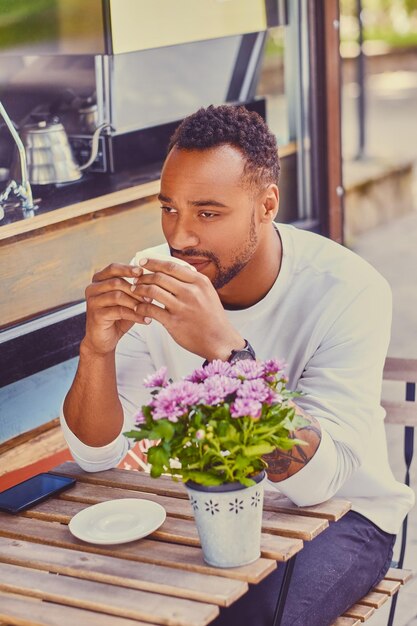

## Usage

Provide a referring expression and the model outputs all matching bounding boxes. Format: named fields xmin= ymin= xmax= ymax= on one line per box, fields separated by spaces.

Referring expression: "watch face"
xmin=229 ymin=350 xmax=255 ymax=364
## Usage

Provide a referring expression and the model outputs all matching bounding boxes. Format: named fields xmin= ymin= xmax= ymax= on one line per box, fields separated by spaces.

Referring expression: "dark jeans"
xmin=211 ymin=510 xmax=396 ymax=626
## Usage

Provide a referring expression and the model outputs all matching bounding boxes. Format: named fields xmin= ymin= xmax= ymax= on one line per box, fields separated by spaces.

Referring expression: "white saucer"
xmin=68 ymin=498 xmax=166 ymax=545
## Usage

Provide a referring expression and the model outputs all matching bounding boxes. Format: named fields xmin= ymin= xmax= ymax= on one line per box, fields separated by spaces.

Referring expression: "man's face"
xmin=159 ymin=145 xmax=267 ymax=292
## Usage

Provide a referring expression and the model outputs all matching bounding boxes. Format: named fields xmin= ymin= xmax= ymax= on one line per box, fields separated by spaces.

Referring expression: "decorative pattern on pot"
xmin=185 ymin=471 xmax=266 ymax=568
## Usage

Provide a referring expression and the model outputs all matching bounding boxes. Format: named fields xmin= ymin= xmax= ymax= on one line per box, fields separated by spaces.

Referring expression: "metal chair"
xmin=381 ymin=357 xmax=416 ymax=626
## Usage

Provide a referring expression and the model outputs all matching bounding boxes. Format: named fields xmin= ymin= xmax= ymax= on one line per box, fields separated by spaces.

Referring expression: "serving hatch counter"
xmin=0 ymin=176 xmax=163 ymax=329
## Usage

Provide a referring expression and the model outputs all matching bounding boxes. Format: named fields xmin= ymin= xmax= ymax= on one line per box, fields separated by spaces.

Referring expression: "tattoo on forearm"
xmin=264 ymin=419 xmax=322 ymax=482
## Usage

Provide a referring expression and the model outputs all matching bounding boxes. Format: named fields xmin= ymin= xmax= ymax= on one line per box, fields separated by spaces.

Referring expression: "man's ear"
xmin=260 ymin=184 xmax=279 ymax=223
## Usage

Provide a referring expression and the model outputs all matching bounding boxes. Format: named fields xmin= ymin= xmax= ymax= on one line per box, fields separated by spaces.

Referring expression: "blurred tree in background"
xmin=340 ymin=0 xmax=417 ymax=48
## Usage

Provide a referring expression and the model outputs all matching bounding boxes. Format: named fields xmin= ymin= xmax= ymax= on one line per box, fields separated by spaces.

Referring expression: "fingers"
xmin=85 ymin=259 xmax=207 ymax=330
xmin=94 ymin=305 xmax=142 ymax=323
xmin=89 ymin=291 xmax=169 ymax=326
xmin=132 ymin=282 xmax=177 ymax=309
xmin=134 ymin=300 xmax=169 ymax=326
xmin=138 ymin=258 xmax=199 ymax=284
xmin=89 ymin=291 xmax=139 ymax=312
xmin=92 ymin=263 xmax=142 ymax=283
xmin=134 ymin=260 xmax=210 ymax=299
xmin=86 ymin=276 xmax=143 ymax=300
xmin=133 ymin=271 xmax=182 ymax=299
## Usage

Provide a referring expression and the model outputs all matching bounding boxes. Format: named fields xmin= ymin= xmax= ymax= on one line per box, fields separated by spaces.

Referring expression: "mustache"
xmin=169 ymin=247 xmax=218 ymax=263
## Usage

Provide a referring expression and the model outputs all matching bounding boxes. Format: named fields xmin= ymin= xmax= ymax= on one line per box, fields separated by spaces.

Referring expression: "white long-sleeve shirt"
xmin=61 ymin=223 xmax=415 ymax=534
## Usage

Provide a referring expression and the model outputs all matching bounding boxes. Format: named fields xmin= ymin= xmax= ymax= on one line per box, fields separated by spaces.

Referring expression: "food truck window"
xmin=256 ymin=8 xmax=313 ymax=227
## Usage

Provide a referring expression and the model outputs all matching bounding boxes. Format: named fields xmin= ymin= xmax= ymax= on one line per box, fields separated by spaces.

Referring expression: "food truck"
xmin=0 ymin=0 xmax=343 ymax=467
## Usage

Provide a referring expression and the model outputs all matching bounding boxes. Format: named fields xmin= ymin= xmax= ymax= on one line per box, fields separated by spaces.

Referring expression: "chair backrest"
xmin=382 ymin=358 xmax=417 ymax=426
xmin=381 ymin=358 xmax=416 ymax=626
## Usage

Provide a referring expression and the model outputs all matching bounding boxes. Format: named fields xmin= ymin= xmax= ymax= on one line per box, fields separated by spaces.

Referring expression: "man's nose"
xmin=169 ymin=217 xmax=200 ymax=250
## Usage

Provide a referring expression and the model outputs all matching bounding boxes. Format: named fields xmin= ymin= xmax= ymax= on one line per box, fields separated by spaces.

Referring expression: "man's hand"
xmin=131 ymin=257 xmax=245 ymax=361
xmin=83 ymin=263 xmax=146 ymax=355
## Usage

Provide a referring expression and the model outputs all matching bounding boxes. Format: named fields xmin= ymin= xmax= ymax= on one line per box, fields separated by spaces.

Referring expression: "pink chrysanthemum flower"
xmin=152 ymin=380 xmax=203 ymax=422
xmin=230 ymin=397 xmax=263 ymax=419
xmin=262 ymin=358 xmax=286 ymax=375
xmin=231 ymin=360 xmax=265 ymax=380
xmin=266 ymin=389 xmax=284 ymax=404
xmin=143 ymin=367 xmax=169 ymax=388
xmin=185 ymin=367 xmax=208 ymax=383
xmin=134 ymin=409 xmax=146 ymax=425
xmin=186 ymin=360 xmax=233 ymax=382
xmin=262 ymin=358 xmax=286 ymax=382
xmin=203 ymin=375 xmax=241 ymax=405
xmin=237 ymin=379 xmax=270 ymax=403
xmin=204 ymin=360 xmax=233 ymax=376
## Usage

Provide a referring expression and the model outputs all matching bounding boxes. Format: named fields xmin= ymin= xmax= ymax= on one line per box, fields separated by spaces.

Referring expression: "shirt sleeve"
xmin=269 ymin=276 xmax=392 ymax=506
xmin=59 ymin=409 xmax=130 ymax=472
xmin=115 ymin=325 xmax=156 ymax=429
xmin=60 ymin=326 xmax=155 ymax=472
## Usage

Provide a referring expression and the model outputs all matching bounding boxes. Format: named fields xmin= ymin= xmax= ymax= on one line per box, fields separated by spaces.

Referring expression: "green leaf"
xmin=211 ymin=405 xmax=230 ymax=420
xmin=153 ymin=419 xmax=176 ymax=442
xmin=150 ymin=465 xmax=163 ymax=478
xmin=234 ymin=454 xmax=252 ymax=470
xmin=238 ymin=476 xmax=256 ymax=487
xmin=244 ymin=443 xmax=276 ymax=457
xmin=147 ymin=445 xmax=169 ymax=467
xmin=183 ymin=471 xmax=225 ymax=486
xmin=282 ymin=413 xmax=309 ymax=431
xmin=142 ymin=405 xmax=154 ymax=419
xmin=123 ymin=429 xmax=149 ymax=441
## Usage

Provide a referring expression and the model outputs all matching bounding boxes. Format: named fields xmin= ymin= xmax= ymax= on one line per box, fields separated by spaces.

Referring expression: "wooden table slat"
xmin=0 ymin=561 xmax=219 ymax=626
xmin=263 ymin=489 xmax=351 ymax=521
xmin=259 ymin=532 xmax=303 ymax=561
xmin=0 ymin=515 xmax=276 ymax=584
xmin=0 ymin=536 xmax=247 ymax=607
xmin=261 ymin=508 xmax=328 ymax=540
xmin=60 ymin=481 xmax=192 ymax=516
xmin=54 ymin=462 xmax=351 ymax=520
xmin=0 ymin=590 xmax=155 ymax=626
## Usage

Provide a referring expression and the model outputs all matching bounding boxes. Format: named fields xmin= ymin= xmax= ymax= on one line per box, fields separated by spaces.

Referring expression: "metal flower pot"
xmin=185 ymin=471 xmax=266 ymax=568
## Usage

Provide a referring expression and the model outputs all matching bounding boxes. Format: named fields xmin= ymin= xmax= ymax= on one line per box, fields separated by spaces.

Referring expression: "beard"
xmin=170 ymin=210 xmax=258 ymax=290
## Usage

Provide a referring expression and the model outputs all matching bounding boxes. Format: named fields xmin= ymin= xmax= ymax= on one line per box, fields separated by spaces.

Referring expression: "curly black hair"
xmin=167 ymin=105 xmax=280 ymax=189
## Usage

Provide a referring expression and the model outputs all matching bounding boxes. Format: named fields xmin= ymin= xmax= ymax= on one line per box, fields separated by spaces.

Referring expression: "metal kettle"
xmin=12 ymin=117 xmax=108 ymax=185
xmin=16 ymin=119 xmax=82 ymax=185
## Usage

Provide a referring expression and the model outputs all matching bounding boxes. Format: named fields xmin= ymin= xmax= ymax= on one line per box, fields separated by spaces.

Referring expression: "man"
xmin=62 ymin=105 xmax=414 ymax=625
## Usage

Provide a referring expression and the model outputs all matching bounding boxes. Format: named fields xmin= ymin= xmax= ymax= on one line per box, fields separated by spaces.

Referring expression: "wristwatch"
xmin=227 ymin=339 xmax=256 ymax=364
xmin=203 ymin=339 xmax=256 ymax=367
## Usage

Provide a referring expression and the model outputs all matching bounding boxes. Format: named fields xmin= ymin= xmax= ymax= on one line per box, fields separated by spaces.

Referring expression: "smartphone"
xmin=0 ymin=472 xmax=76 ymax=514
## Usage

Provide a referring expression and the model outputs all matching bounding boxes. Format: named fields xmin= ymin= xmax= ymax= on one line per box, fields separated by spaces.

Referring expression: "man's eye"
xmin=200 ymin=212 xmax=218 ymax=219
xmin=161 ymin=206 xmax=177 ymax=214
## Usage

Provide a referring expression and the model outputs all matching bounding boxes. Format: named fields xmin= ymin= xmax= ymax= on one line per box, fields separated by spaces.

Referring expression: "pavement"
xmin=344 ymin=67 xmax=417 ymax=626
xmin=342 ymin=70 xmax=417 ymax=165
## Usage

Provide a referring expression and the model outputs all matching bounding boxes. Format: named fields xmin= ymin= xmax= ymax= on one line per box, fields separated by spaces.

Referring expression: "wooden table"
xmin=0 ymin=462 xmax=351 ymax=626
